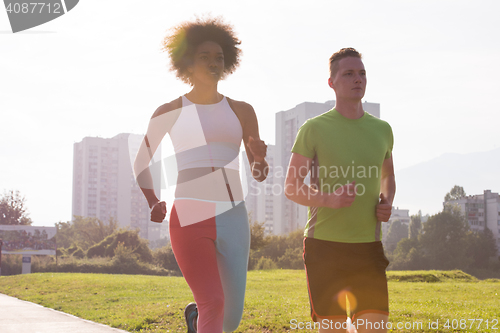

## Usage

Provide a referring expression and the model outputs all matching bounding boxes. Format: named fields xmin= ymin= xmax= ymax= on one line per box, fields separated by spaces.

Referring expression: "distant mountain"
xmin=393 ymin=147 xmax=500 ymax=216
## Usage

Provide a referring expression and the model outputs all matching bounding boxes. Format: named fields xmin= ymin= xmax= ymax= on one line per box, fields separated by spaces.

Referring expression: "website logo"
xmin=4 ymin=0 xmax=79 ymax=33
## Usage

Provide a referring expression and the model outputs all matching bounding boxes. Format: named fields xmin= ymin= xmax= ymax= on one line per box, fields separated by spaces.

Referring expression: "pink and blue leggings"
xmin=169 ymin=201 xmax=250 ymax=333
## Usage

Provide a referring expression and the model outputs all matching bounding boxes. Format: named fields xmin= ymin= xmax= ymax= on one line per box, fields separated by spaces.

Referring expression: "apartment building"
xmin=242 ymin=145 xmax=275 ymax=234
xmin=447 ymin=190 xmax=500 ymax=254
xmin=72 ymin=133 xmax=164 ymax=241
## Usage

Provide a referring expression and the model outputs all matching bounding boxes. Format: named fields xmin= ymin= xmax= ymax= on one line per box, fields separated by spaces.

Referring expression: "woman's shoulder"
xmin=151 ymin=97 xmax=183 ymax=119
xmin=226 ymin=97 xmax=255 ymax=116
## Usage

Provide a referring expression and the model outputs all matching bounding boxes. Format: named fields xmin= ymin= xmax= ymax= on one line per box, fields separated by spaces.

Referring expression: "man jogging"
xmin=285 ymin=48 xmax=395 ymax=333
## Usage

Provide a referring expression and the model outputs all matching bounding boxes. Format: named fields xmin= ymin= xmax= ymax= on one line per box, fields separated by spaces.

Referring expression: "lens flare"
xmin=336 ymin=289 xmax=357 ymax=316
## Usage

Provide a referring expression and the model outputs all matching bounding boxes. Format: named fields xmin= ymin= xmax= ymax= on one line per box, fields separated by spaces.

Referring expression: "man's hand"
xmin=151 ymin=201 xmax=167 ymax=223
xmin=376 ymin=193 xmax=392 ymax=222
xmin=247 ymin=136 xmax=267 ymax=163
xmin=324 ymin=181 xmax=357 ymax=209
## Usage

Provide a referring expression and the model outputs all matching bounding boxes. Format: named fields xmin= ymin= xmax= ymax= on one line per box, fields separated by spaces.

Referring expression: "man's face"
xmin=328 ymin=57 xmax=366 ymax=101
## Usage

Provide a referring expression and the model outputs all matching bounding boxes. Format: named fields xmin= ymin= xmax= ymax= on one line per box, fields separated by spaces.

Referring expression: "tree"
xmin=419 ymin=210 xmax=471 ymax=270
xmin=444 ymin=185 xmax=466 ymax=202
xmin=248 ymin=229 xmax=304 ymax=270
xmin=391 ymin=237 xmax=427 ymax=270
xmin=466 ymin=228 xmax=498 ymax=269
xmin=249 ymin=220 xmax=269 ymax=251
xmin=55 ymin=216 xmax=117 ymax=250
xmin=277 ymin=247 xmax=304 ymax=269
xmin=409 ymin=211 xmax=422 ymax=239
xmin=385 ymin=220 xmax=409 ymax=253
xmin=0 ymin=190 xmax=33 ymax=225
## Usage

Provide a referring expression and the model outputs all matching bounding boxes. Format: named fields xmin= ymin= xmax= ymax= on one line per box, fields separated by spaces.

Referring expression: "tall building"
xmin=72 ymin=133 xmax=164 ymax=241
xmin=273 ymin=100 xmax=381 ymax=235
xmin=446 ymin=190 xmax=500 ymax=254
xmin=242 ymin=145 xmax=275 ymax=234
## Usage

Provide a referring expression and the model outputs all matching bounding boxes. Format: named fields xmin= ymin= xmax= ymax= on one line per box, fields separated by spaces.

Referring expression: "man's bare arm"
xmin=284 ymin=153 xmax=357 ymax=209
xmin=376 ymin=154 xmax=396 ymax=222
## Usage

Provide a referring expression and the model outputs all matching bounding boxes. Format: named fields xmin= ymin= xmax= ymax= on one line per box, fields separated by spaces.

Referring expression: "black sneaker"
xmin=184 ymin=302 xmax=198 ymax=333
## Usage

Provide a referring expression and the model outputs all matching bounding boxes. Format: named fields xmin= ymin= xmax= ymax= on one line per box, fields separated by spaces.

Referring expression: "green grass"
xmin=0 ymin=270 xmax=499 ymax=332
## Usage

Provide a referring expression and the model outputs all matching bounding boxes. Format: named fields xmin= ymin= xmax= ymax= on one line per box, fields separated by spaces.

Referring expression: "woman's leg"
xmin=170 ymin=205 xmax=225 ymax=333
xmin=214 ymin=202 xmax=250 ymax=332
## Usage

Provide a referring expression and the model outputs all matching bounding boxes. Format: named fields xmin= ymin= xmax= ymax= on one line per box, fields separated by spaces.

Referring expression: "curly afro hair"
xmin=162 ymin=16 xmax=242 ymax=85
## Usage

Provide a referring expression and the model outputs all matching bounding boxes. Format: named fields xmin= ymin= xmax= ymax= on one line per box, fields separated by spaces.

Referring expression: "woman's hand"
xmin=247 ymin=136 xmax=267 ymax=162
xmin=150 ymin=201 xmax=167 ymax=223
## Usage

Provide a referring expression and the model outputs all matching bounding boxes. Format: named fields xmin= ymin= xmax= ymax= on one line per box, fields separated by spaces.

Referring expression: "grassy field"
xmin=0 ymin=270 xmax=499 ymax=332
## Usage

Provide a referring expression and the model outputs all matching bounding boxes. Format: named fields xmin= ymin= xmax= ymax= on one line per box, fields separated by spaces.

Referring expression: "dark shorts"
xmin=303 ymin=237 xmax=390 ymax=321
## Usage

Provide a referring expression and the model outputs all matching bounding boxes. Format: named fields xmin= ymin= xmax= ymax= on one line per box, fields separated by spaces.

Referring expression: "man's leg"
xmin=349 ymin=242 xmax=390 ymax=333
xmin=304 ymin=238 xmax=352 ymax=333
xmin=352 ymin=313 xmax=388 ymax=333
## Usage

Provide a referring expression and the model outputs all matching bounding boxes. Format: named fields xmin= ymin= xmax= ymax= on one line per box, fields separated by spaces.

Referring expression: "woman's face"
xmin=188 ymin=41 xmax=225 ymax=85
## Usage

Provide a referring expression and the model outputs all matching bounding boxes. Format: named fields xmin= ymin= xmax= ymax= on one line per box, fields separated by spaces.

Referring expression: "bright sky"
xmin=1 ymin=0 xmax=499 ymax=226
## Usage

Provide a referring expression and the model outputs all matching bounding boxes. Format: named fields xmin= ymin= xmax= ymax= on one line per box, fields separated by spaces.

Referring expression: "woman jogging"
xmin=134 ymin=16 xmax=268 ymax=333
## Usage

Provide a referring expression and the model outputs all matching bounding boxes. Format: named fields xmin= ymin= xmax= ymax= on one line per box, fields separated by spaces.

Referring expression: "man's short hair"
xmin=329 ymin=48 xmax=362 ymax=78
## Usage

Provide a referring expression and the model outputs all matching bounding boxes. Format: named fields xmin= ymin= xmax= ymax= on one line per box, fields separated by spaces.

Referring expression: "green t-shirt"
xmin=291 ymin=109 xmax=393 ymax=243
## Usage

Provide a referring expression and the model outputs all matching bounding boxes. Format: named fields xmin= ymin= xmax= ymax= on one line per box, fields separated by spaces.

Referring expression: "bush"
xmin=110 ymin=242 xmax=148 ymax=275
xmin=56 ymin=248 xmax=67 ymax=257
xmin=86 ymin=236 xmax=113 ymax=258
xmin=0 ymin=254 xmax=22 ymax=276
xmin=31 ymin=255 xmax=56 ymax=272
xmin=72 ymin=247 xmax=85 ymax=259
xmin=33 ymin=255 xmax=179 ymax=276
xmin=153 ymin=246 xmax=180 ymax=273
xmin=62 ymin=243 xmax=86 ymax=259
xmin=66 ymin=243 xmax=79 ymax=255
xmin=277 ymin=247 xmax=304 ymax=270
xmin=249 ymin=229 xmax=304 ymax=270
xmin=87 ymin=229 xmax=153 ymax=263
xmin=253 ymin=257 xmax=277 ymax=270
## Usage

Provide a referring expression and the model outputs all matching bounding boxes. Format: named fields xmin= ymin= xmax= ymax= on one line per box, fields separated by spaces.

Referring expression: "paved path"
xmin=0 ymin=293 xmax=130 ymax=333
